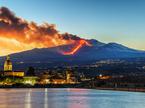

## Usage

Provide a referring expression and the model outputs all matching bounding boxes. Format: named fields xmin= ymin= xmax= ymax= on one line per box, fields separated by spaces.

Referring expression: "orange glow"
xmin=0 ymin=7 xmax=81 ymax=56
xmin=98 ymin=75 xmax=111 ymax=80
xmin=0 ymin=7 xmax=92 ymax=56
xmin=62 ymin=40 xmax=92 ymax=55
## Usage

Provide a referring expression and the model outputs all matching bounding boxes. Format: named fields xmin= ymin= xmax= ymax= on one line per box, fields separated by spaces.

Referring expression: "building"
xmin=3 ymin=55 xmax=24 ymax=77
xmin=51 ymin=79 xmax=66 ymax=84
xmin=4 ymin=55 xmax=12 ymax=71
xmin=65 ymin=69 xmax=77 ymax=84
xmin=66 ymin=70 xmax=71 ymax=83
xmin=23 ymin=76 xmax=38 ymax=85
xmin=4 ymin=71 xmax=24 ymax=77
xmin=38 ymin=72 xmax=51 ymax=84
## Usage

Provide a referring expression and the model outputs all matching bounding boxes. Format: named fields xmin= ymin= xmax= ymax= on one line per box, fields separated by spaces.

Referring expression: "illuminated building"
xmin=98 ymin=74 xmax=111 ymax=80
xmin=4 ymin=71 xmax=24 ymax=77
xmin=3 ymin=55 xmax=24 ymax=77
xmin=38 ymin=72 xmax=51 ymax=84
xmin=4 ymin=55 xmax=12 ymax=71
xmin=66 ymin=70 xmax=71 ymax=83
xmin=23 ymin=76 xmax=38 ymax=85
xmin=66 ymin=69 xmax=77 ymax=84
xmin=51 ymin=79 xmax=66 ymax=84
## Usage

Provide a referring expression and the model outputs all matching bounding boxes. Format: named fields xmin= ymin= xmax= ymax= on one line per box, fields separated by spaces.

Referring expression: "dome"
xmin=4 ymin=59 xmax=12 ymax=65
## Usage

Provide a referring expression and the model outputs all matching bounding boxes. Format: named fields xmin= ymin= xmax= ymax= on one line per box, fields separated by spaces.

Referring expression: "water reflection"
xmin=0 ymin=89 xmax=145 ymax=108
xmin=66 ymin=88 xmax=90 ymax=108
xmin=44 ymin=88 xmax=48 ymax=108
xmin=25 ymin=89 xmax=32 ymax=108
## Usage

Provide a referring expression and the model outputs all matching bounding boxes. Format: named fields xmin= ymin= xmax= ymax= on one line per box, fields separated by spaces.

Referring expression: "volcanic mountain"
xmin=0 ymin=7 xmax=145 ymax=68
xmin=0 ymin=39 xmax=145 ymax=68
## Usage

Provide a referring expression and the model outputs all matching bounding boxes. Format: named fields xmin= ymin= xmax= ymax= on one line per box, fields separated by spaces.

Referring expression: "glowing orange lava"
xmin=0 ymin=7 xmax=93 ymax=56
xmin=62 ymin=40 xmax=92 ymax=55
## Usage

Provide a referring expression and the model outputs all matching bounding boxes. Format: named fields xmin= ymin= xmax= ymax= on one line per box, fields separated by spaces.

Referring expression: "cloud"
xmin=0 ymin=7 xmax=83 ymax=55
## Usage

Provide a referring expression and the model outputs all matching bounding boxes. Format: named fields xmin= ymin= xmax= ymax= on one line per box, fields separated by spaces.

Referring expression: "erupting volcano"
xmin=62 ymin=40 xmax=92 ymax=55
xmin=0 ymin=6 xmax=90 ymax=56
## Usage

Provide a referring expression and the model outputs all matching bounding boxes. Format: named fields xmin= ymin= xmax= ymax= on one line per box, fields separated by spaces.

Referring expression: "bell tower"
xmin=4 ymin=55 xmax=12 ymax=72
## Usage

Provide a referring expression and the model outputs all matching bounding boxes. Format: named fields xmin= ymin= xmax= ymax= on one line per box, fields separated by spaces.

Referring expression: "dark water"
xmin=0 ymin=88 xmax=145 ymax=108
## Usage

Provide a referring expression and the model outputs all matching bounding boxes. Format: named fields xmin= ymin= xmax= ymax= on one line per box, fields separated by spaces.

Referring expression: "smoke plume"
xmin=0 ymin=7 xmax=93 ymax=56
xmin=0 ymin=7 xmax=85 ymax=55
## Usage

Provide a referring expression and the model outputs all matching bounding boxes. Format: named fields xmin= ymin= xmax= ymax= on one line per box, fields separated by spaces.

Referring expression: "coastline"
xmin=0 ymin=85 xmax=145 ymax=93
xmin=95 ymin=87 xmax=145 ymax=92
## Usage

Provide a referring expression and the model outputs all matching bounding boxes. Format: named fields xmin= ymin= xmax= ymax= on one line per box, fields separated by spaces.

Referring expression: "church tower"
xmin=4 ymin=55 xmax=12 ymax=72
xmin=66 ymin=70 xmax=71 ymax=83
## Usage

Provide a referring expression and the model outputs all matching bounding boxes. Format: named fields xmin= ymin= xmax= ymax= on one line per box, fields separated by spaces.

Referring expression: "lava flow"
xmin=0 ymin=7 xmax=92 ymax=56
xmin=62 ymin=40 xmax=92 ymax=55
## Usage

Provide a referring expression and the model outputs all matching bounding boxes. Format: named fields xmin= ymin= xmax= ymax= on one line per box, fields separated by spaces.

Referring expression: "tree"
xmin=26 ymin=66 xmax=35 ymax=76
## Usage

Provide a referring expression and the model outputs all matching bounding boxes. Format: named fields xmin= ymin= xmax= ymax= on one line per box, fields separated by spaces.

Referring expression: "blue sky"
xmin=0 ymin=0 xmax=145 ymax=50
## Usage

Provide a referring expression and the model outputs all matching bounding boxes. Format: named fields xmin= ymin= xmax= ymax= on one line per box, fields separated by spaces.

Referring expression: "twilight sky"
xmin=0 ymin=0 xmax=145 ymax=55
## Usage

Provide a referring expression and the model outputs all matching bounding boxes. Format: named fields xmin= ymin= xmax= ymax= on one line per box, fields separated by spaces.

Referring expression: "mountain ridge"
xmin=0 ymin=39 xmax=145 ymax=65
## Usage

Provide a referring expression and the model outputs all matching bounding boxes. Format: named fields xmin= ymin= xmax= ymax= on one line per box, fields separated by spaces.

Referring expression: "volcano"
xmin=0 ymin=39 xmax=145 ymax=69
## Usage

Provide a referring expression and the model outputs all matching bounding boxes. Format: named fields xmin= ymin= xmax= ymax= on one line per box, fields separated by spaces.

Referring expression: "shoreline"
xmin=0 ymin=86 xmax=145 ymax=93
xmin=95 ymin=87 xmax=145 ymax=93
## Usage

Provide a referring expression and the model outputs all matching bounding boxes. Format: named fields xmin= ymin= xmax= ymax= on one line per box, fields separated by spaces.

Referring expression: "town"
xmin=0 ymin=55 xmax=145 ymax=91
xmin=0 ymin=55 xmax=80 ymax=87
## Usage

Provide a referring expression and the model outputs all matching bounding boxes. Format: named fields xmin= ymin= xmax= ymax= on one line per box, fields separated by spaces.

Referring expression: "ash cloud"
xmin=0 ymin=7 xmax=82 ymax=48
xmin=61 ymin=33 xmax=80 ymax=40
